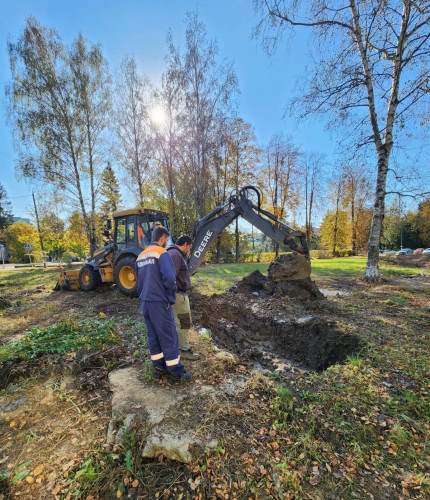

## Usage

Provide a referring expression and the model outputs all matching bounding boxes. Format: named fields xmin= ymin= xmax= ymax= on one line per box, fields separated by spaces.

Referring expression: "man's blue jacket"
xmin=135 ymin=243 xmax=177 ymax=303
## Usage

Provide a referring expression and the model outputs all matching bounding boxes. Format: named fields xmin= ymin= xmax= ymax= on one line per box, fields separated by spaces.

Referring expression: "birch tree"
xmin=259 ymin=134 xmax=300 ymax=256
xmin=180 ymin=12 xmax=238 ymax=219
xmin=301 ymin=153 xmax=324 ymax=247
xmin=6 ymin=17 xmax=112 ymax=255
xmin=253 ymin=0 xmax=430 ymax=281
xmin=114 ymin=56 xmax=152 ymax=207
xmin=69 ymin=34 xmax=111 ymax=253
xmin=226 ymin=118 xmax=260 ymax=261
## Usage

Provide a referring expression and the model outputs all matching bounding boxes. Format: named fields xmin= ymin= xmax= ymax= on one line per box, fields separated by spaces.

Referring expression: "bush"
xmin=310 ymin=249 xmax=332 ymax=259
xmin=62 ymin=251 xmax=73 ymax=267
xmin=334 ymin=249 xmax=355 ymax=257
xmin=207 ymin=251 xmax=291 ymax=264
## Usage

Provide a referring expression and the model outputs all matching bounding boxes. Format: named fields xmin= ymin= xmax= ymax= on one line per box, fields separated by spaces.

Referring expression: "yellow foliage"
xmin=4 ymin=221 xmax=41 ymax=262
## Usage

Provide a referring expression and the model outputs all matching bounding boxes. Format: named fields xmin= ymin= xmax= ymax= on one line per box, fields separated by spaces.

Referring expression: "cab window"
xmin=116 ymin=217 xmax=126 ymax=243
xmin=127 ymin=216 xmax=135 ymax=243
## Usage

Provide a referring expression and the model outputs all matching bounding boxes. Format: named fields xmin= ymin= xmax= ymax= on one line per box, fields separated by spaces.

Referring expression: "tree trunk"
xmin=363 ymin=151 xmax=389 ymax=282
xmin=216 ymin=234 xmax=222 ymax=263
xmin=235 ymin=218 xmax=239 ymax=263
xmin=350 ymin=180 xmax=356 ymax=255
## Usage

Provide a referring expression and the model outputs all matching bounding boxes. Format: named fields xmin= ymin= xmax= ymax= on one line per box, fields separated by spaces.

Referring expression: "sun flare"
xmin=150 ymin=105 xmax=168 ymax=127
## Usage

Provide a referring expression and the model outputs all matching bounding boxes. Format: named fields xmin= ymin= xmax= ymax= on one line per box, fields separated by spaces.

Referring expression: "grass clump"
xmin=0 ymin=319 xmax=121 ymax=364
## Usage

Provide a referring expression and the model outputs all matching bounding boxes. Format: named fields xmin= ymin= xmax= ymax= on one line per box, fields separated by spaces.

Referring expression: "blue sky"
xmin=0 ymin=0 xmax=337 ymax=219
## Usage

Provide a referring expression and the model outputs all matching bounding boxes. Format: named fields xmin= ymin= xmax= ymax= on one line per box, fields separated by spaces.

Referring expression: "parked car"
xmin=382 ymin=249 xmax=396 ymax=254
xmin=397 ymin=248 xmax=413 ymax=255
xmin=71 ymin=256 xmax=80 ymax=262
xmin=413 ymin=248 xmax=424 ymax=253
xmin=422 ymin=248 xmax=430 ymax=254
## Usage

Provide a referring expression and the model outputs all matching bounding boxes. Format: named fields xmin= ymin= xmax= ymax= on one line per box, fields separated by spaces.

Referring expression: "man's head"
xmin=152 ymin=226 xmax=170 ymax=247
xmin=175 ymin=235 xmax=193 ymax=257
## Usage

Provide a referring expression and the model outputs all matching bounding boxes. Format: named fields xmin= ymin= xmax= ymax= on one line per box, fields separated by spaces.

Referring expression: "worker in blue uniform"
xmin=136 ymin=225 xmax=191 ymax=385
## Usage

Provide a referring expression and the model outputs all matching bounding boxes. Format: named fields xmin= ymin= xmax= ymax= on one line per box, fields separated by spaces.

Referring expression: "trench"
xmin=190 ymin=270 xmax=361 ymax=372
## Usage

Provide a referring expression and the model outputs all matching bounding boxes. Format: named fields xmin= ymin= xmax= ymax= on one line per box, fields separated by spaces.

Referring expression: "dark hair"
xmin=152 ymin=226 xmax=170 ymax=242
xmin=175 ymin=235 xmax=192 ymax=246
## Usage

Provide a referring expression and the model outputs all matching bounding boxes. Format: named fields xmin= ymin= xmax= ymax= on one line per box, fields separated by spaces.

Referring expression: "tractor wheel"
xmin=78 ymin=265 xmax=101 ymax=291
xmin=114 ymin=256 xmax=138 ymax=297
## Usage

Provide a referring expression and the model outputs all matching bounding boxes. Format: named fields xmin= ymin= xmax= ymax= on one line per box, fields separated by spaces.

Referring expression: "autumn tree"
xmin=65 ymin=211 xmax=90 ymax=258
xmin=4 ymin=220 xmax=40 ymax=262
xmin=114 ymin=56 xmax=152 ymax=207
xmin=259 ymin=134 xmax=300 ymax=256
xmin=225 ymin=118 xmax=260 ymax=261
xmin=6 ymin=17 xmax=112 ymax=255
xmin=301 ymin=153 xmax=324 ymax=247
xmin=319 ymin=209 xmax=349 ymax=254
xmin=253 ymin=0 xmax=430 ymax=281
xmin=171 ymin=12 xmax=238 ymax=220
xmin=325 ymin=174 xmax=344 ymax=255
xmin=39 ymin=212 xmax=65 ymax=261
xmin=0 ymin=183 xmax=14 ymax=231
xmin=417 ymin=199 xmax=430 ymax=246
xmin=69 ymin=34 xmax=112 ymax=253
xmin=340 ymin=165 xmax=372 ymax=255
xmin=381 ymin=202 xmax=401 ymax=249
xmin=153 ymin=43 xmax=186 ymax=234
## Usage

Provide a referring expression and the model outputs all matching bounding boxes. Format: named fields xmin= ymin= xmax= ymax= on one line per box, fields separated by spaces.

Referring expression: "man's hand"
xmin=166 ymin=303 xmax=170 ymax=310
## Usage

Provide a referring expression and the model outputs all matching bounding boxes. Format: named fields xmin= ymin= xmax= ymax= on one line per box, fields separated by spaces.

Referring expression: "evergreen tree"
xmin=99 ymin=163 xmax=121 ymax=218
xmin=0 ymin=183 xmax=14 ymax=230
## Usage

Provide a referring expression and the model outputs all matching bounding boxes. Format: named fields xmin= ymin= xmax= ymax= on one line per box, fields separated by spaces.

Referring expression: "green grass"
xmin=192 ymin=257 xmax=426 ymax=294
xmin=192 ymin=257 xmax=427 ymax=294
xmin=192 ymin=262 xmax=270 ymax=293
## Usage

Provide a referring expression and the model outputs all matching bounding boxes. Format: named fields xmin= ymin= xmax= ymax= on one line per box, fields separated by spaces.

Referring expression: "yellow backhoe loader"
xmin=56 ymin=186 xmax=310 ymax=297
xmin=55 ymin=207 xmax=171 ymax=297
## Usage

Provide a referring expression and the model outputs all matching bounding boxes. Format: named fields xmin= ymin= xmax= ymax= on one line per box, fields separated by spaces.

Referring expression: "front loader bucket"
xmin=54 ymin=269 xmax=81 ymax=291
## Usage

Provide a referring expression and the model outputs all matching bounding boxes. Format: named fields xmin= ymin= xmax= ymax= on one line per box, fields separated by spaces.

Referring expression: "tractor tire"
xmin=78 ymin=265 xmax=101 ymax=291
xmin=114 ymin=256 xmax=138 ymax=297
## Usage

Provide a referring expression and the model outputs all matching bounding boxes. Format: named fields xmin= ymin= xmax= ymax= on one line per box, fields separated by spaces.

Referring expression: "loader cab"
xmin=112 ymin=208 xmax=171 ymax=254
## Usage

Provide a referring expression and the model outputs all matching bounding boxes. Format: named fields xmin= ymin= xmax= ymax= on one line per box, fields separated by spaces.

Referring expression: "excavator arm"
xmin=188 ymin=186 xmax=309 ymax=275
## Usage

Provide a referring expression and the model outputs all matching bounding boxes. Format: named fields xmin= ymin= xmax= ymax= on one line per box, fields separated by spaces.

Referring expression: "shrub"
xmin=62 ymin=251 xmax=73 ymax=267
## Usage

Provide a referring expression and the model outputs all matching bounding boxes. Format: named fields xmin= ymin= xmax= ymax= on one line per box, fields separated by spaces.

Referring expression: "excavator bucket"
xmin=54 ymin=268 xmax=81 ymax=291
xmin=268 ymin=253 xmax=312 ymax=281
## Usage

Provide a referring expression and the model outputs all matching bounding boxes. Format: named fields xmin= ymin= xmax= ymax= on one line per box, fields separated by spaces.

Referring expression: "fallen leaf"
xmin=132 ymin=479 xmax=139 ymax=488
xmin=116 ymin=490 xmax=123 ymax=499
xmin=33 ymin=465 xmax=44 ymax=477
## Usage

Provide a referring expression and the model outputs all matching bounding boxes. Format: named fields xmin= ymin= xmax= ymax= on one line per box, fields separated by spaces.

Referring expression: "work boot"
xmin=152 ymin=366 xmax=166 ymax=381
xmin=167 ymin=371 xmax=192 ymax=386
xmin=180 ymin=348 xmax=200 ymax=361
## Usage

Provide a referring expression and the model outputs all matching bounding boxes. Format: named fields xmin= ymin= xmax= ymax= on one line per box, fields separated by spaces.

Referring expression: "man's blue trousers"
xmin=142 ymin=301 xmax=184 ymax=376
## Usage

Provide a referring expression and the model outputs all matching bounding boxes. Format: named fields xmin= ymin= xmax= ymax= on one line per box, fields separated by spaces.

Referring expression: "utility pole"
xmin=32 ymin=192 xmax=46 ymax=268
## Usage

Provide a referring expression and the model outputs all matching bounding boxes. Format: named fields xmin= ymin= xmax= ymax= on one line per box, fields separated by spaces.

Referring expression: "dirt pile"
xmin=191 ymin=256 xmax=361 ymax=371
xmin=384 ymin=253 xmax=430 ymax=268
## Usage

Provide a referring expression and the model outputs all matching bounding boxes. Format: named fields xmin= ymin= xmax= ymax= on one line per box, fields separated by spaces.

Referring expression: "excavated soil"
xmin=190 ymin=266 xmax=361 ymax=372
